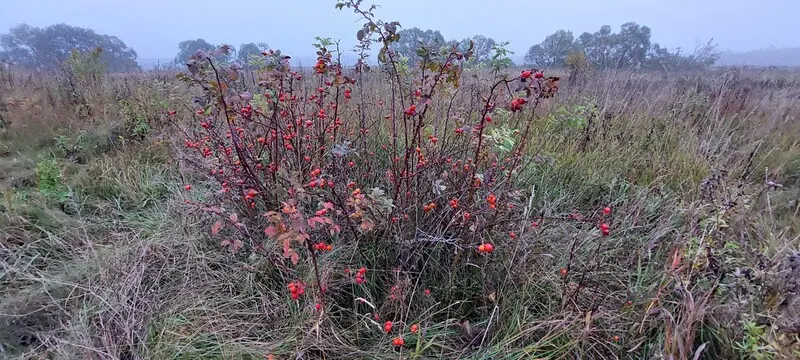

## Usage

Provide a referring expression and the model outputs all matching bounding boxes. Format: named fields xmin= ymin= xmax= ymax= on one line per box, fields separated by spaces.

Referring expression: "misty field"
xmin=2 ymin=6 xmax=800 ymax=360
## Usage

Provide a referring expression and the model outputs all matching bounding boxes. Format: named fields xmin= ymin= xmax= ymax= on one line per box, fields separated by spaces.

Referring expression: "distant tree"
xmin=0 ymin=24 xmax=138 ymax=72
xmin=236 ymin=42 xmax=268 ymax=69
xmin=524 ymin=30 xmax=574 ymax=67
xmin=686 ymin=39 xmax=720 ymax=68
xmin=390 ymin=27 xmax=446 ymax=64
xmin=469 ymin=35 xmax=498 ymax=64
xmin=174 ymin=39 xmax=225 ymax=65
xmin=526 ymin=23 xmax=715 ymax=71
xmin=610 ymin=22 xmax=651 ymax=68
xmin=645 ymin=43 xmax=680 ymax=71
xmin=589 ymin=25 xmax=615 ymax=68
xmin=523 ymin=44 xmax=546 ymax=67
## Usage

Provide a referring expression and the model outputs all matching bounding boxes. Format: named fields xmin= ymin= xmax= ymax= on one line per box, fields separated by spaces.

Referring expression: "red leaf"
xmin=264 ymin=226 xmax=278 ymax=237
xmin=231 ymin=240 xmax=243 ymax=254
xmin=203 ymin=206 xmax=224 ymax=214
xmin=220 ymin=239 xmax=231 ymax=246
xmin=229 ymin=213 xmax=239 ymax=223
xmin=283 ymin=237 xmax=291 ymax=255
xmin=281 ymin=201 xmax=297 ymax=214
xmin=671 ymin=248 xmax=682 ymax=271
xmin=308 ymin=216 xmax=327 ymax=229
xmin=322 ymin=201 xmax=335 ymax=210
xmin=211 ymin=221 xmax=223 ymax=235
xmin=360 ymin=220 xmax=374 ymax=231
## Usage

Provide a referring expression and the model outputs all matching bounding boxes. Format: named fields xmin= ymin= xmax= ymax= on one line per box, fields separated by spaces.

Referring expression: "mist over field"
xmin=2 ymin=0 xmax=800 ymax=69
xmin=2 ymin=1 xmax=800 ymax=359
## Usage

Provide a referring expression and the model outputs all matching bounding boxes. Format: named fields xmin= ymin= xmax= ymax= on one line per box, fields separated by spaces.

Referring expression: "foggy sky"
xmin=1 ymin=0 xmax=797 ymax=63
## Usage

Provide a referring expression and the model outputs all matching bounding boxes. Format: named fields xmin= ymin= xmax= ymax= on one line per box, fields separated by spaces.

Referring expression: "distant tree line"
xmin=0 ymin=22 xmax=719 ymax=73
xmin=385 ymin=27 xmax=505 ymax=67
xmin=376 ymin=24 xmax=719 ymax=72
xmin=0 ymin=24 xmax=139 ymax=72
xmin=0 ymin=23 xmax=269 ymax=73
xmin=524 ymin=23 xmax=719 ymax=71
xmin=173 ymin=39 xmax=269 ymax=69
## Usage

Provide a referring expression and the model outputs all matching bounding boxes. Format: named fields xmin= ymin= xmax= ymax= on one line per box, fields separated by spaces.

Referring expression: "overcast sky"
xmin=1 ymin=0 xmax=797 ymax=62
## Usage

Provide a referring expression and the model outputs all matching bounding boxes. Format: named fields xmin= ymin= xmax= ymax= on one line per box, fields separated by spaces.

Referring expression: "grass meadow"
xmin=1 ymin=28 xmax=800 ymax=360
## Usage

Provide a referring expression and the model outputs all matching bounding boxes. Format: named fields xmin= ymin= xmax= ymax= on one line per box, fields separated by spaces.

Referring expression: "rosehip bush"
xmin=174 ymin=0 xmax=564 ymax=351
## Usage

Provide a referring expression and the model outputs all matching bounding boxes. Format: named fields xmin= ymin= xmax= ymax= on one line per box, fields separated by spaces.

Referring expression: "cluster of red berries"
xmin=391 ymin=337 xmax=405 ymax=347
xmin=449 ymin=198 xmax=459 ymax=209
xmin=313 ymin=242 xmax=333 ymax=252
xmin=240 ymin=105 xmax=252 ymax=117
xmin=308 ymin=178 xmax=332 ymax=189
xmin=410 ymin=324 xmax=419 ymax=334
xmin=355 ymin=266 xmax=367 ymax=284
xmin=314 ymin=59 xmax=326 ymax=73
xmin=600 ymin=206 xmax=612 ymax=236
xmin=477 ymin=243 xmax=495 ymax=254
xmin=384 ymin=320 xmax=393 ymax=333
xmin=423 ymin=202 xmax=436 ymax=212
xmin=244 ymin=189 xmax=258 ymax=201
xmin=486 ymin=193 xmax=497 ymax=209
xmin=510 ymin=97 xmax=527 ymax=112
xmin=520 ymin=69 xmax=544 ymax=79
xmin=308 ymin=168 xmax=334 ymax=189
xmin=389 ymin=285 xmax=402 ymax=301
xmin=288 ymin=281 xmax=306 ymax=300
xmin=404 ymin=104 xmax=417 ymax=116
xmin=344 ymin=88 xmax=352 ymax=99
xmin=600 ymin=223 xmax=610 ymax=236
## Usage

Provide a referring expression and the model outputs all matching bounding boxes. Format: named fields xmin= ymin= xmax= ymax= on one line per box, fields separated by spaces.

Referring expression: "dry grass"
xmin=1 ymin=63 xmax=800 ymax=360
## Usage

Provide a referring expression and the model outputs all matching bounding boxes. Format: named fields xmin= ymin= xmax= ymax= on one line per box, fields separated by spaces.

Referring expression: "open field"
xmin=2 ymin=37 xmax=800 ymax=359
